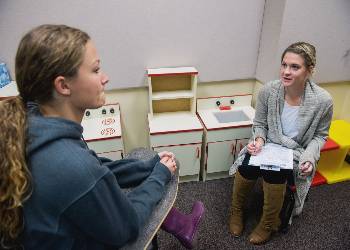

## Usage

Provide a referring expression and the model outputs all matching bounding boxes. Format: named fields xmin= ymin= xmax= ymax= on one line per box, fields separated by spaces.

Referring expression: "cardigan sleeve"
xmin=253 ymin=83 xmax=270 ymax=142
xmin=299 ymin=98 xmax=333 ymax=167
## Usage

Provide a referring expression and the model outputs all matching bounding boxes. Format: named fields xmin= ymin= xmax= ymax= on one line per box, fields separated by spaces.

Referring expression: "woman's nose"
xmin=101 ymin=72 xmax=109 ymax=85
xmin=284 ymin=66 xmax=291 ymax=75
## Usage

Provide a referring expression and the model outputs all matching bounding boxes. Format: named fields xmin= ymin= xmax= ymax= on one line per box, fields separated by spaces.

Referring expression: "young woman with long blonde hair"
xmin=0 ymin=24 xmax=204 ymax=250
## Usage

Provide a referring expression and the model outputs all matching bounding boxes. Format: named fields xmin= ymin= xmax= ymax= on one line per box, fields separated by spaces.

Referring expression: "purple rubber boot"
xmin=161 ymin=201 xmax=205 ymax=249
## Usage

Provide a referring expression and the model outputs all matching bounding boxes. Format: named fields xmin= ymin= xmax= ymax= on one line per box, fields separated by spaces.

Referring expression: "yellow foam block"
xmin=329 ymin=120 xmax=350 ymax=147
xmin=317 ymin=120 xmax=350 ymax=184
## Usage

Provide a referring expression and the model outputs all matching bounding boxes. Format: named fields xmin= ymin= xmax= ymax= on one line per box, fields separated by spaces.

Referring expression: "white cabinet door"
xmin=206 ymin=140 xmax=236 ymax=173
xmin=153 ymin=143 xmax=201 ymax=176
xmin=234 ymin=138 xmax=250 ymax=160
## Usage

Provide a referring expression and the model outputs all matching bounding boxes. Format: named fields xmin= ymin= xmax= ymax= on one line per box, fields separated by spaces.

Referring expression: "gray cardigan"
xmin=230 ymin=79 xmax=333 ymax=216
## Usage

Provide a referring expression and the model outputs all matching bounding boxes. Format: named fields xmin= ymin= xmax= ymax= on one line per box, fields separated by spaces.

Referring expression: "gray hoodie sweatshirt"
xmin=22 ymin=103 xmax=171 ymax=249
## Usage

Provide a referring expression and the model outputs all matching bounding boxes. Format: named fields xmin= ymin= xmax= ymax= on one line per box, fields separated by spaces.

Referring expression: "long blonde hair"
xmin=0 ymin=97 xmax=30 ymax=249
xmin=0 ymin=24 xmax=90 ymax=248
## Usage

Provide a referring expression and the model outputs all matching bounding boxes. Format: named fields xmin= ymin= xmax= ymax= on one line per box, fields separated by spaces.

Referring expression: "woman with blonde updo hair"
xmin=228 ymin=42 xmax=333 ymax=244
xmin=0 ymin=24 xmax=204 ymax=250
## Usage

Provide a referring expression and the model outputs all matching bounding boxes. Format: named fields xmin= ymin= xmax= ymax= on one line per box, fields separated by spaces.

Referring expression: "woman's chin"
xmin=100 ymin=98 xmax=106 ymax=106
xmin=90 ymin=99 xmax=106 ymax=110
xmin=282 ymin=80 xmax=293 ymax=87
xmin=98 ymin=95 xmax=106 ymax=107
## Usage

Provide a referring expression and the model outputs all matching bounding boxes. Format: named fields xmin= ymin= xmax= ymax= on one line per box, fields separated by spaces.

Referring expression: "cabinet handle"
xmin=196 ymin=147 xmax=200 ymax=158
xmin=205 ymin=145 xmax=208 ymax=168
xmin=231 ymin=143 xmax=235 ymax=155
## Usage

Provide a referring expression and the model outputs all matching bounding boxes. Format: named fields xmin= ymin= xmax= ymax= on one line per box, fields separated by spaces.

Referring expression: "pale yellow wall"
xmin=105 ymin=87 xmax=150 ymax=154
xmin=196 ymin=79 xmax=255 ymax=98
xmin=319 ymin=82 xmax=350 ymax=122
xmin=106 ymin=80 xmax=349 ymax=153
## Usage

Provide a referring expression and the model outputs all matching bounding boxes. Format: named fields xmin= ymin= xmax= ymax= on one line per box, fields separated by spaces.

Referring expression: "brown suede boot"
xmin=229 ymin=171 xmax=256 ymax=237
xmin=249 ymin=180 xmax=286 ymax=244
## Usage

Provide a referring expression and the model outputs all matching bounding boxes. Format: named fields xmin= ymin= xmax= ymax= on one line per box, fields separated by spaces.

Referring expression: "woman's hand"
xmin=160 ymin=156 xmax=177 ymax=174
xmin=299 ymin=161 xmax=313 ymax=177
xmin=158 ymin=151 xmax=175 ymax=161
xmin=158 ymin=151 xmax=177 ymax=174
xmin=246 ymin=137 xmax=264 ymax=156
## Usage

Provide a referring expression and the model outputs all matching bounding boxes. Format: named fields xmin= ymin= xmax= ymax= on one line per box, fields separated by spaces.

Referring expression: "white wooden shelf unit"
xmin=147 ymin=67 xmax=198 ymax=116
xmin=147 ymin=67 xmax=203 ymax=182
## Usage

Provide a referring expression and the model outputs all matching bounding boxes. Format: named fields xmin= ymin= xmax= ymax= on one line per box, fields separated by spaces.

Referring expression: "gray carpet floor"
xmin=157 ymin=177 xmax=350 ymax=249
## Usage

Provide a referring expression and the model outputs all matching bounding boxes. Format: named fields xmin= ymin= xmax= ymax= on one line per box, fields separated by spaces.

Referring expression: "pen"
xmin=252 ymin=131 xmax=257 ymax=156
xmin=253 ymin=133 xmax=256 ymax=146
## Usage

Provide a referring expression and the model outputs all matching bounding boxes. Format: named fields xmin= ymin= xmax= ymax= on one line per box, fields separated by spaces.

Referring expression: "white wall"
xmin=0 ymin=0 xmax=265 ymax=89
xmin=256 ymin=0 xmax=350 ymax=83
xmin=1 ymin=0 xmax=350 ymax=151
xmin=255 ymin=0 xmax=286 ymax=82
xmin=2 ymin=0 xmax=349 ymax=87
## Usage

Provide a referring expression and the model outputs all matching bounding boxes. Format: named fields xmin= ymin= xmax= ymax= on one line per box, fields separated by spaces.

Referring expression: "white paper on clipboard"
xmin=249 ymin=143 xmax=293 ymax=170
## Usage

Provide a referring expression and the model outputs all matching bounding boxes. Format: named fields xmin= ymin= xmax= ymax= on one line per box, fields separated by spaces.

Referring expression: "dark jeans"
xmin=238 ymin=154 xmax=293 ymax=184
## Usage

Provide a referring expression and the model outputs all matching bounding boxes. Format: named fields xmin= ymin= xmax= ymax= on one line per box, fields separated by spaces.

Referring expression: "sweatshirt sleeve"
xmin=100 ymin=155 xmax=162 ymax=188
xmin=63 ymin=161 xmax=171 ymax=248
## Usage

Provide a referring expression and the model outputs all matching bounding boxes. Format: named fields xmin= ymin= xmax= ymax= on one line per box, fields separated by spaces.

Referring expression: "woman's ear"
xmin=309 ymin=66 xmax=315 ymax=76
xmin=53 ymin=76 xmax=71 ymax=96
